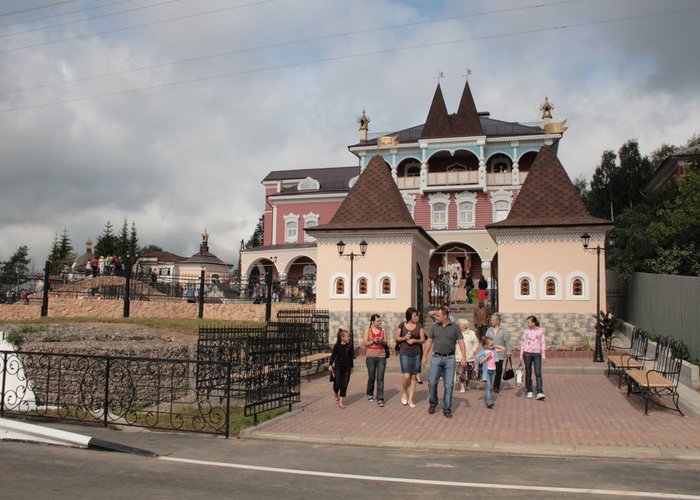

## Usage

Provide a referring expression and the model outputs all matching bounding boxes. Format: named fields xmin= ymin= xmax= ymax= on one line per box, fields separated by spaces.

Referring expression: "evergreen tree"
xmin=94 ymin=221 xmax=117 ymax=257
xmin=139 ymin=244 xmax=163 ymax=255
xmin=4 ymin=246 xmax=31 ymax=284
xmin=49 ymin=227 xmax=76 ymax=270
xmin=245 ymin=215 xmax=264 ymax=249
xmin=116 ymin=218 xmax=130 ymax=258
xmin=587 ymin=150 xmax=618 ymax=219
xmin=129 ymin=221 xmax=139 ymax=257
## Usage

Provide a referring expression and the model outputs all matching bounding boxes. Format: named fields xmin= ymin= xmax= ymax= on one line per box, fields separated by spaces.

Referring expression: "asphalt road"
xmin=1 ymin=437 xmax=699 ymax=499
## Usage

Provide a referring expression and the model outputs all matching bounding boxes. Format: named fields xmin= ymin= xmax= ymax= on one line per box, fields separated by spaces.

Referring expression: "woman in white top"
xmin=455 ymin=318 xmax=479 ymax=392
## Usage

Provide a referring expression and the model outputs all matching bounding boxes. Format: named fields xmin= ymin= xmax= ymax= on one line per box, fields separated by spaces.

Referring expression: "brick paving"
xmin=250 ymin=355 xmax=700 ymax=455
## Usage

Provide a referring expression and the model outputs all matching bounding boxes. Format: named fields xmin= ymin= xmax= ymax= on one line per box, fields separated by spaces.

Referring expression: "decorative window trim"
xmin=566 ymin=272 xmax=590 ymax=300
xmin=402 ymin=192 xmax=416 ymax=219
xmin=490 ymin=189 xmax=513 ymax=223
xmin=303 ymin=213 xmax=319 ymax=242
xmin=284 ymin=213 xmax=299 ymax=243
xmin=514 ymin=272 xmax=536 ymax=301
xmin=446 ymin=162 xmax=467 ymax=172
xmin=354 ymin=272 xmax=372 ymax=299
xmin=540 ymin=272 xmax=562 ymax=300
xmin=455 ymin=191 xmax=477 ymax=229
xmin=375 ymin=272 xmax=397 ymax=299
xmin=428 ymin=192 xmax=450 ymax=229
xmin=297 ymin=176 xmax=320 ymax=191
xmin=330 ymin=272 xmax=349 ymax=299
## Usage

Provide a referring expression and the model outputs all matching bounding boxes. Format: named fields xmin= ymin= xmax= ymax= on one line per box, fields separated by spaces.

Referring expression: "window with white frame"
xmin=284 ymin=213 xmax=299 ymax=243
xmin=303 ymin=213 xmax=319 ymax=242
xmin=375 ymin=273 xmax=396 ymax=299
xmin=428 ymin=192 xmax=450 ymax=229
xmin=297 ymin=177 xmax=320 ymax=191
xmin=355 ymin=273 xmax=371 ymax=298
xmin=514 ymin=272 xmax=536 ymax=300
xmin=335 ymin=278 xmax=345 ymax=295
xmin=330 ymin=273 xmax=349 ymax=298
xmin=490 ymin=190 xmax=513 ymax=223
xmin=456 ymin=192 xmax=477 ymax=228
xmin=540 ymin=273 xmax=562 ymax=300
xmin=402 ymin=192 xmax=416 ymax=219
xmin=566 ymin=272 xmax=589 ymax=300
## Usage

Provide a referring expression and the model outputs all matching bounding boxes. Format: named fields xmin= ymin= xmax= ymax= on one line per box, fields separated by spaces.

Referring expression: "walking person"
xmin=455 ymin=319 xmax=479 ymax=392
xmin=329 ymin=328 xmax=354 ymax=409
xmin=422 ymin=306 xmax=467 ymax=418
xmin=394 ymin=307 xmax=425 ymax=408
xmin=473 ymin=300 xmax=490 ymax=340
xmin=476 ymin=336 xmax=504 ymax=408
xmin=464 ymin=272 xmax=474 ymax=304
xmin=477 ymin=275 xmax=488 ymax=301
xmin=520 ymin=315 xmax=546 ymax=400
xmin=485 ymin=313 xmax=511 ymax=394
xmin=364 ymin=314 xmax=387 ymax=407
xmin=449 ymin=272 xmax=460 ymax=304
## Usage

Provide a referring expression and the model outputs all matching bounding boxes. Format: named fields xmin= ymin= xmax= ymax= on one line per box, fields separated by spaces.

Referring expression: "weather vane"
xmin=434 ymin=71 xmax=445 ymax=82
xmin=463 ymin=68 xmax=472 ymax=79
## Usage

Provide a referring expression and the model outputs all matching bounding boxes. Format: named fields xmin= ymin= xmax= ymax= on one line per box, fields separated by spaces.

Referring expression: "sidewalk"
xmin=244 ymin=354 xmax=700 ymax=460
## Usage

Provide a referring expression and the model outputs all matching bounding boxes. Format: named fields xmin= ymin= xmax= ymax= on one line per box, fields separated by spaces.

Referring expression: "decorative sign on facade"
xmin=378 ymin=135 xmax=399 ymax=146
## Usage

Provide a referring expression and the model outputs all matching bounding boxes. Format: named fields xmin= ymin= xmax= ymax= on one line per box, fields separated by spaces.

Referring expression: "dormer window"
xmin=297 ymin=177 xmax=320 ymax=191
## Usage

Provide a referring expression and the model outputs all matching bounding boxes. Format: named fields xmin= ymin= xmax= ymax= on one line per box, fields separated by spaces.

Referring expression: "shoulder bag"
xmin=502 ymin=357 xmax=515 ymax=380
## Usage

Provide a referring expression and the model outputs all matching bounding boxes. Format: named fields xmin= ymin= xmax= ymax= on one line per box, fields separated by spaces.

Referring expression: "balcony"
xmin=397 ymin=170 xmax=528 ymax=190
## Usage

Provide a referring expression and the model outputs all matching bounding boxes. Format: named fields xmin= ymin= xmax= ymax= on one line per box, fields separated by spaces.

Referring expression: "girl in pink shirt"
xmin=520 ymin=315 xmax=546 ymax=400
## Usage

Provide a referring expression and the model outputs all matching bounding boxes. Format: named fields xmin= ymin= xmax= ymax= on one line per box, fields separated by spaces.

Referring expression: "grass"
xmin=0 ymin=317 xmax=262 ymax=337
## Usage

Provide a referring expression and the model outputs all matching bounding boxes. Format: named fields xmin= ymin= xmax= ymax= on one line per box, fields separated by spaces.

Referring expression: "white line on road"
xmin=158 ymin=456 xmax=700 ymax=498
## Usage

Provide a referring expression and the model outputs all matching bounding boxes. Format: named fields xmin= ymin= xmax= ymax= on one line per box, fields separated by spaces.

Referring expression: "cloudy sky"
xmin=1 ymin=0 xmax=698 ymax=271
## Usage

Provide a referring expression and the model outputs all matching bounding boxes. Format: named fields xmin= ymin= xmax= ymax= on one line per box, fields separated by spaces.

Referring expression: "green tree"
xmin=94 ymin=221 xmax=117 ymax=258
xmin=48 ymin=227 xmax=75 ymax=271
xmin=245 ymin=215 xmax=264 ymax=249
xmin=4 ymin=245 xmax=31 ymax=284
xmin=587 ymin=150 xmax=617 ymax=219
xmin=648 ymin=143 xmax=677 ymax=171
xmin=572 ymin=175 xmax=590 ymax=207
xmin=139 ymin=244 xmax=163 ymax=255
xmin=129 ymin=221 xmax=139 ymax=257
xmin=115 ymin=218 xmax=130 ymax=258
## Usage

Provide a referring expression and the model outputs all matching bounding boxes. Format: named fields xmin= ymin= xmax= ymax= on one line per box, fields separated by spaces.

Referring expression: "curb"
xmin=242 ymin=430 xmax=700 ymax=462
xmin=0 ymin=418 xmax=157 ymax=457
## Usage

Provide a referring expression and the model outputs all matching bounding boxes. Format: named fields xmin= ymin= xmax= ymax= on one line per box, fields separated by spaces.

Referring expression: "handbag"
xmin=515 ymin=363 xmax=523 ymax=387
xmin=502 ymin=357 xmax=515 ymax=381
xmin=384 ymin=344 xmax=391 ymax=358
xmin=394 ymin=322 xmax=405 ymax=351
xmin=329 ymin=369 xmax=335 ymax=383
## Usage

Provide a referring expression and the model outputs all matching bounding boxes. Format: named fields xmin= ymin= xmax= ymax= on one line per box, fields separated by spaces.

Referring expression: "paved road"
xmin=1 ymin=437 xmax=699 ymax=499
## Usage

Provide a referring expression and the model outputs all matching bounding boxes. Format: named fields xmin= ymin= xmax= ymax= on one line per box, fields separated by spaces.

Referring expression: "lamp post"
xmin=41 ymin=260 xmax=50 ymax=317
xmin=580 ymin=232 xmax=614 ymax=363
xmin=265 ymin=257 xmax=277 ymax=322
xmin=198 ymin=264 xmax=205 ymax=319
xmin=123 ymin=253 xmax=131 ymax=318
xmin=337 ymin=240 xmax=368 ymax=348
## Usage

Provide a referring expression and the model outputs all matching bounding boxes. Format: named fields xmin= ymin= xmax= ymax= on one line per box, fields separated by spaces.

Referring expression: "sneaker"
xmin=378 ymin=400 xmax=385 ymax=407
xmin=526 ymin=392 xmax=533 ymax=399
xmin=367 ymin=395 xmax=374 ymax=401
xmin=536 ymin=393 xmax=546 ymax=400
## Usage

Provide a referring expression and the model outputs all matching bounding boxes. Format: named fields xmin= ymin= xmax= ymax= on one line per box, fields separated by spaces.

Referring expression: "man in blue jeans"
xmin=422 ymin=306 xmax=467 ymax=418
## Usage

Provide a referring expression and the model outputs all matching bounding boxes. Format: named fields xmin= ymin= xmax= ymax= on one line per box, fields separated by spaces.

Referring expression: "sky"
xmin=1 ymin=0 xmax=698 ymax=271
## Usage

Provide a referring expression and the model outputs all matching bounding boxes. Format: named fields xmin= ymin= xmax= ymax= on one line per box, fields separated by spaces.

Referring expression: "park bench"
xmin=606 ymin=327 xmax=650 ymax=388
xmin=626 ymin=336 xmax=684 ymax=416
xmin=298 ymin=352 xmax=332 ymax=381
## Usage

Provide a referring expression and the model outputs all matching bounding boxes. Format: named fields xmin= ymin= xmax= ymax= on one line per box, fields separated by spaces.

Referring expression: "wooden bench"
xmin=607 ymin=327 xmax=650 ymax=388
xmin=299 ymin=352 xmax=332 ymax=381
xmin=626 ymin=336 xmax=684 ymax=416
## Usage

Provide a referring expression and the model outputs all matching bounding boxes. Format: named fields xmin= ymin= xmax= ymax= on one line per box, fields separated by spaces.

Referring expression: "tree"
xmin=129 ymin=221 xmax=139 ymax=257
xmin=572 ymin=175 xmax=590 ymax=207
xmin=587 ymin=150 xmax=617 ymax=219
xmin=48 ymin=227 xmax=75 ymax=271
xmin=4 ymin=245 xmax=31 ymax=284
xmin=94 ymin=221 xmax=117 ymax=258
xmin=648 ymin=143 xmax=677 ymax=171
xmin=139 ymin=244 xmax=163 ymax=255
xmin=115 ymin=218 xmax=130 ymax=258
xmin=245 ymin=215 xmax=264 ymax=249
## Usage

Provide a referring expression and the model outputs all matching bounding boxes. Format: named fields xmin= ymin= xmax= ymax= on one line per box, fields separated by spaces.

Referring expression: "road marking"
xmin=158 ymin=456 xmax=700 ymax=498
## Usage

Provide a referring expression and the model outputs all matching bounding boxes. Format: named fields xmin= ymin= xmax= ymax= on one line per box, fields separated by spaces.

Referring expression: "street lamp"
xmin=337 ymin=240 xmax=368 ymax=347
xmin=580 ymin=231 xmax=614 ymax=362
xmin=198 ymin=264 xmax=205 ymax=319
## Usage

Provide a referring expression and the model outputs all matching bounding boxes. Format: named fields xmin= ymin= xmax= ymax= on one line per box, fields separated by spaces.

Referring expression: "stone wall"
xmin=0 ymin=298 xmax=315 ymax=322
xmin=330 ymin=311 xmax=407 ymax=349
xmin=498 ymin=312 xmax=596 ymax=351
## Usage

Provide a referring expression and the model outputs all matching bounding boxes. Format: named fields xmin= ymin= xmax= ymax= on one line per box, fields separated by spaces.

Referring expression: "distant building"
xmin=644 ymin=144 xmax=700 ymax=193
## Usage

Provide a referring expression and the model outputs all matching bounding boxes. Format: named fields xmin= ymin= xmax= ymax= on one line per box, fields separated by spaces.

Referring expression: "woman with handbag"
xmin=394 ymin=307 xmax=425 ymax=408
xmin=484 ymin=313 xmax=512 ymax=394
xmin=364 ymin=314 xmax=387 ymax=407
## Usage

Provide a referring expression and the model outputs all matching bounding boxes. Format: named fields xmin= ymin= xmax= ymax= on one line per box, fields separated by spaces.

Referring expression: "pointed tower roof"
xmin=451 ymin=79 xmax=484 ymax=136
xmin=420 ymin=84 xmax=453 ymax=139
xmin=487 ymin=146 xmax=612 ymax=229
xmin=307 ymin=155 xmax=436 ymax=245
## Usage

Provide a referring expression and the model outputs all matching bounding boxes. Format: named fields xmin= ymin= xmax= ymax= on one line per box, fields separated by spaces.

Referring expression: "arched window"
xmin=545 ymin=278 xmax=557 ymax=296
xmin=520 ymin=278 xmax=531 ymax=296
xmin=297 ymin=177 xmax=320 ymax=191
xmin=358 ymin=278 xmax=368 ymax=295
xmin=381 ymin=277 xmax=391 ymax=295
xmin=566 ymin=273 xmax=588 ymax=300
xmin=572 ymin=278 xmax=583 ymax=296
xmin=335 ymin=278 xmax=345 ymax=295
xmin=490 ymin=190 xmax=513 ymax=223
xmin=428 ymin=192 xmax=450 ymax=229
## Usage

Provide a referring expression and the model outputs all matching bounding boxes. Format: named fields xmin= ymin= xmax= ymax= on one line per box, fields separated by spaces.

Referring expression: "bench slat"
xmin=627 ymin=370 xmax=676 ymax=388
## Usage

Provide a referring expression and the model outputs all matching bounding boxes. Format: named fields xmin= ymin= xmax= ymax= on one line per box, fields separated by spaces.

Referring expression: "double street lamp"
xmin=580 ymin=232 xmax=614 ymax=363
xmin=337 ymin=240 xmax=368 ymax=345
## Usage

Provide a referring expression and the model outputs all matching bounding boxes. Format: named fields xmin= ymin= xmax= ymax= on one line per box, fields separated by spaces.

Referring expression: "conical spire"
xmin=420 ymin=84 xmax=452 ymax=139
xmin=452 ymin=79 xmax=484 ymax=136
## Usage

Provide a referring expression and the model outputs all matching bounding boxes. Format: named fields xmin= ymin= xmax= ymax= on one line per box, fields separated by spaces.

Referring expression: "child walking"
xmin=476 ymin=336 xmax=504 ymax=408
xmin=329 ymin=328 xmax=354 ymax=409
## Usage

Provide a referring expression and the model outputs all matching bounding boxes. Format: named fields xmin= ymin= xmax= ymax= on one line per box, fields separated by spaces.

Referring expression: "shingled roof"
xmin=307 ymin=156 xmax=435 ymax=247
xmin=421 ymin=81 xmax=484 ymax=139
xmin=487 ymin=146 xmax=612 ymax=229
